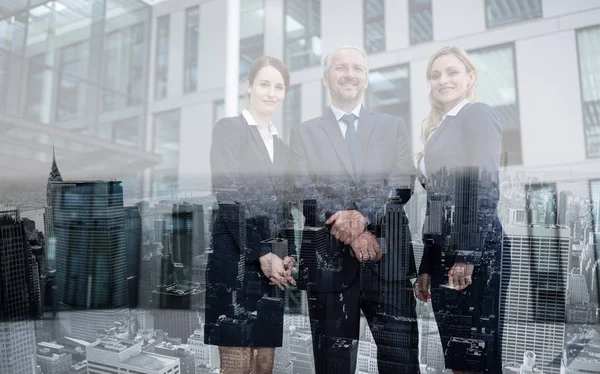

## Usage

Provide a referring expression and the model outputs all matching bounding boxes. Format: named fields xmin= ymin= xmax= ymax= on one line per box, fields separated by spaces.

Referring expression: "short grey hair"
xmin=323 ymin=46 xmax=370 ymax=77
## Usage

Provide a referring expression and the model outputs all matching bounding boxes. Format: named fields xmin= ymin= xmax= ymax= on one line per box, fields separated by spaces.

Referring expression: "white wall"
xmin=543 ymin=0 xmax=600 ymax=18
xmin=384 ymin=0 xmax=409 ymax=52
xmin=264 ymin=0 xmax=284 ymax=59
xmin=516 ymin=31 xmax=585 ymax=167
xmin=432 ymin=0 xmax=485 ymax=41
xmin=301 ymin=80 xmax=324 ymax=122
xmin=179 ymin=102 xmax=213 ymax=178
xmin=321 ymin=0 xmax=364 ymax=54
xmin=197 ymin=0 xmax=227 ymax=92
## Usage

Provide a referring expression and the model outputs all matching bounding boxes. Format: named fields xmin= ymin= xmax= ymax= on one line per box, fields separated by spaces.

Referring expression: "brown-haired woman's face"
xmin=429 ymin=53 xmax=474 ymax=111
xmin=246 ymin=65 xmax=286 ymax=115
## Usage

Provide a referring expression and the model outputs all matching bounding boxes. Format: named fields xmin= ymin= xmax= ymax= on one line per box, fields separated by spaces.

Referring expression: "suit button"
xmin=271 ymin=195 xmax=277 ymax=201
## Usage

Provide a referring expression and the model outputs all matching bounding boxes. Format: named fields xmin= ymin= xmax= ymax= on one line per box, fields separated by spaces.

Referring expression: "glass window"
xmin=1 ymin=11 xmax=26 ymax=54
xmin=485 ymin=0 xmax=542 ymax=28
xmin=154 ymin=109 xmax=181 ymax=169
xmin=285 ymin=0 xmax=321 ymax=71
xmin=103 ymin=22 xmax=146 ymax=111
xmin=103 ymin=29 xmax=125 ymax=111
xmin=283 ymin=84 xmax=301 ymax=144
xmin=366 ymin=64 xmax=411 ymax=149
xmin=155 ymin=15 xmax=169 ymax=100
xmin=0 ymin=48 xmax=9 ymax=112
xmin=57 ymin=41 xmax=89 ymax=122
xmin=114 ymin=117 xmax=143 ymax=148
xmin=363 ymin=0 xmax=385 ymax=54
xmin=213 ymin=99 xmax=224 ymax=125
xmin=184 ymin=6 xmax=199 ymax=93
xmin=127 ymin=22 xmax=146 ymax=105
xmin=409 ymin=0 xmax=432 ymax=45
xmin=153 ymin=109 xmax=181 ymax=197
xmin=213 ymin=96 xmax=245 ymax=126
xmin=240 ymin=0 xmax=265 ymax=79
xmin=577 ymin=26 xmax=600 ymax=159
xmin=469 ymin=43 xmax=522 ymax=165
xmin=26 ymin=53 xmax=46 ymax=122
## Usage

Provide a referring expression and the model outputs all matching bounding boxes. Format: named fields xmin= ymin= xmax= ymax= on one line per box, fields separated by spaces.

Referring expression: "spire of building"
xmin=48 ymin=145 xmax=63 ymax=183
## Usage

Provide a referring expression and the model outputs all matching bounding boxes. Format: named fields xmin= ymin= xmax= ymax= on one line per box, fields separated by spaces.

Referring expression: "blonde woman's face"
xmin=428 ymin=54 xmax=474 ymax=112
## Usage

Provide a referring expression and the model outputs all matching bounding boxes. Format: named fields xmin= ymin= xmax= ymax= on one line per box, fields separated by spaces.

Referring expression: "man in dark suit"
xmin=288 ymin=46 xmax=420 ymax=374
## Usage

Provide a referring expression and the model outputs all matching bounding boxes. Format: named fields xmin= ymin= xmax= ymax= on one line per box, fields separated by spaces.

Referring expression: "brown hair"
xmin=416 ymin=46 xmax=478 ymax=163
xmin=245 ymin=56 xmax=290 ymax=103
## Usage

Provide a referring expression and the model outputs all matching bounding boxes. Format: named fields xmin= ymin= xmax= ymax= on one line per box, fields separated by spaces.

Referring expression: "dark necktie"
xmin=341 ymin=113 xmax=357 ymax=166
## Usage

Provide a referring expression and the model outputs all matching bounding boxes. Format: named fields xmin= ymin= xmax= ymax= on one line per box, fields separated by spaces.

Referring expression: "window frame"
xmin=468 ymin=42 xmax=523 ymax=166
xmin=363 ymin=0 xmax=386 ymax=54
xmin=284 ymin=0 xmax=322 ymax=71
xmin=484 ymin=0 xmax=543 ymax=29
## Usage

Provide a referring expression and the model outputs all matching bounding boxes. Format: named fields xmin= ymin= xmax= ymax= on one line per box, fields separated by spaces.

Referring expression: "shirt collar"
xmin=330 ymin=103 xmax=362 ymax=122
xmin=443 ymin=98 xmax=470 ymax=119
xmin=242 ymin=108 xmax=279 ymax=135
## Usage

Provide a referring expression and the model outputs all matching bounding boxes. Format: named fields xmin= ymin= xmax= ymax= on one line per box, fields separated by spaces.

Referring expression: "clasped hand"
xmin=325 ymin=210 xmax=381 ymax=262
xmin=259 ymin=253 xmax=296 ymax=290
xmin=414 ymin=262 xmax=474 ymax=302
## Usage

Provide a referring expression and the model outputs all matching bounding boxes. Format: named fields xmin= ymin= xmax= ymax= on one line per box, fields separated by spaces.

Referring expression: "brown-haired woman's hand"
xmin=414 ymin=273 xmax=431 ymax=302
xmin=259 ymin=253 xmax=295 ymax=290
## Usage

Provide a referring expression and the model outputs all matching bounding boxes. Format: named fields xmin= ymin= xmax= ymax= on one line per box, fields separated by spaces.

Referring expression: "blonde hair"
xmin=417 ymin=47 xmax=478 ymax=162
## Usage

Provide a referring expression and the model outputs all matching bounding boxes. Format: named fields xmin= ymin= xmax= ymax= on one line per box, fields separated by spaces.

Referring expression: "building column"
xmin=225 ymin=0 xmax=240 ymax=117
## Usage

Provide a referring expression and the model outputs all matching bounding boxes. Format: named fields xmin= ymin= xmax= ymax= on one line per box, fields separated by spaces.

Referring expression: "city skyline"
xmin=1 ymin=1 xmax=600 ymax=373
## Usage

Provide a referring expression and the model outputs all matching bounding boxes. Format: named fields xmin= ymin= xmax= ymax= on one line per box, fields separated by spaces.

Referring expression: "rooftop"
xmin=93 ymin=338 xmax=138 ymax=353
xmin=124 ymin=352 xmax=178 ymax=371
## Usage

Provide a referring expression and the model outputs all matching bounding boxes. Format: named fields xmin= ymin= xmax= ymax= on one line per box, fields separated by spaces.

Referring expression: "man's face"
xmin=324 ymin=49 xmax=369 ymax=105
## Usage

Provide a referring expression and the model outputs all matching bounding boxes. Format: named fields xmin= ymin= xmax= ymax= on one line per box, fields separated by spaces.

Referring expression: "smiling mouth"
xmin=439 ymin=87 xmax=454 ymax=93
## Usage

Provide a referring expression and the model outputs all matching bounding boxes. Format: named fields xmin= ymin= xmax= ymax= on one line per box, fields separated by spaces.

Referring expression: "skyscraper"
xmin=281 ymin=227 xmax=327 ymax=291
xmin=44 ymin=147 xmax=63 ymax=271
xmin=501 ymin=225 xmax=570 ymax=374
xmin=52 ymin=181 xmax=128 ymax=309
xmin=0 ymin=207 xmax=38 ymax=374
xmin=125 ymin=206 xmax=142 ymax=308
xmin=381 ymin=189 xmax=417 ymax=315
xmin=172 ymin=202 xmax=205 ymax=270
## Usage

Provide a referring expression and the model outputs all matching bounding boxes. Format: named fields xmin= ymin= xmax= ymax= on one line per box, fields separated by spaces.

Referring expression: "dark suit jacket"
xmin=208 ymin=115 xmax=293 ymax=289
xmin=418 ymin=102 xmax=503 ymax=276
xmin=288 ymin=106 xmax=416 ymax=292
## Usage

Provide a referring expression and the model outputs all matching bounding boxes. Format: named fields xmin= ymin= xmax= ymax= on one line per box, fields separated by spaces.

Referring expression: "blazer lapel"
xmin=355 ymin=107 xmax=375 ymax=179
xmin=320 ymin=108 xmax=355 ymax=180
xmin=241 ymin=115 xmax=274 ymax=179
xmin=425 ymin=103 xmax=472 ymax=154
xmin=424 ymin=115 xmax=454 ymax=154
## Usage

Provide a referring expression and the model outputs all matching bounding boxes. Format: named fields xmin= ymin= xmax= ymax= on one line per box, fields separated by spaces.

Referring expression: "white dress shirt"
xmin=242 ymin=109 xmax=279 ymax=163
xmin=330 ymin=103 xmax=362 ymax=138
xmin=419 ymin=98 xmax=470 ymax=177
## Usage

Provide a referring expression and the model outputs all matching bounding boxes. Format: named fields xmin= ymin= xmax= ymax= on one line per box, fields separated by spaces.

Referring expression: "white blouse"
xmin=242 ymin=109 xmax=279 ymax=163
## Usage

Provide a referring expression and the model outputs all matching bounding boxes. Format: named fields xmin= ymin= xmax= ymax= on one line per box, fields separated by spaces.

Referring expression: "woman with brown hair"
xmin=413 ymin=46 xmax=505 ymax=374
xmin=204 ymin=56 xmax=296 ymax=374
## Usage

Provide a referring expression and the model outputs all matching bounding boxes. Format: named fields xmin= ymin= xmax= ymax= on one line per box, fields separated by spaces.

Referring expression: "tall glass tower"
xmin=52 ymin=181 xmax=128 ymax=309
xmin=0 ymin=208 xmax=38 ymax=374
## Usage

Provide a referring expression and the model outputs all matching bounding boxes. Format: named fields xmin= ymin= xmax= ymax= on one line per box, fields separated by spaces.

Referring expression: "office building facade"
xmin=501 ymin=225 xmax=570 ymax=374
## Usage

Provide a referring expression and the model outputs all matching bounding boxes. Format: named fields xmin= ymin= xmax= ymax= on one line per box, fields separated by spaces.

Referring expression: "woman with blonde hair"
xmin=414 ymin=46 xmax=505 ymax=373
